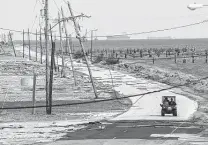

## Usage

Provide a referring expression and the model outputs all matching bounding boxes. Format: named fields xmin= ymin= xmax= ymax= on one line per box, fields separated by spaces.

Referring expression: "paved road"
xmin=69 ymin=60 xmax=198 ymax=121
xmin=44 ymin=120 xmax=208 ymax=145
xmin=61 ymin=121 xmax=202 ymax=140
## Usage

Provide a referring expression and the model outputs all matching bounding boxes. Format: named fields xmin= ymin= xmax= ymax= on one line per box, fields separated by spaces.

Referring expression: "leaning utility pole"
xmin=90 ymin=29 xmax=97 ymax=62
xmin=67 ymin=2 xmax=98 ymax=99
xmin=58 ymin=12 xmax=65 ymax=78
xmin=90 ymin=30 xmax=93 ymax=62
xmin=44 ymin=0 xmax=50 ymax=114
xmin=61 ymin=7 xmax=77 ymax=86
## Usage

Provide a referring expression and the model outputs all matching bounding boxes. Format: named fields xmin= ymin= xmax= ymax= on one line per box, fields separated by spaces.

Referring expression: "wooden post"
xmin=23 ymin=30 xmax=25 ymax=58
xmin=53 ymin=43 xmax=57 ymax=72
xmin=148 ymin=50 xmax=151 ymax=57
xmin=44 ymin=0 xmax=50 ymax=115
xmin=58 ymin=12 xmax=65 ymax=77
xmin=174 ymin=53 xmax=177 ymax=63
xmin=109 ymin=68 xmax=118 ymax=98
xmin=183 ymin=57 xmax=186 ymax=63
xmin=61 ymin=8 xmax=77 ymax=85
xmin=206 ymin=50 xmax=208 ymax=63
xmin=192 ymin=53 xmax=194 ymax=63
xmin=140 ymin=50 xmax=143 ymax=58
xmin=36 ymin=29 xmax=38 ymax=61
xmin=153 ymin=57 xmax=155 ymax=64
xmin=65 ymin=38 xmax=68 ymax=54
xmin=57 ymin=53 xmax=59 ymax=72
xmin=49 ymin=25 xmax=57 ymax=72
xmin=32 ymin=71 xmax=36 ymax=115
xmin=9 ymin=31 xmax=16 ymax=57
xmin=69 ymin=34 xmax=73 ymax=57
xmin=72 ymin=44 xmax=75 ymax=55
xmin=28 ymin=29 xmax=31 ymax=60
xmin=48 ymin=41 xmax=55 ymax=114
xmin=40 ymin=28 xmax=43 ymax=64
xmin=54 ymin=34 xmax=59 ymax=72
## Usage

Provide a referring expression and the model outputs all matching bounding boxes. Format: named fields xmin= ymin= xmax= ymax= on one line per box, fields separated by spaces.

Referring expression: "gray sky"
xmin=1 ymin=0 xmax=208 ymax=39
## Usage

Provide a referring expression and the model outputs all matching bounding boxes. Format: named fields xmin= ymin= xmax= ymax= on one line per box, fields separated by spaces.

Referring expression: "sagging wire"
xmin=0 ymin=18 xmax=207 ymax=39
xmin=1 ymin=73 xmax=207 ymax=110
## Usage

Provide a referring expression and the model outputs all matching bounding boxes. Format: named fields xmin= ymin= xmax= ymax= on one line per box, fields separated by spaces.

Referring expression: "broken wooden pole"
xmin=9 ymin=31 xmax=16 ymax=57
xmin=67 ymin=2 xmax=98 ymax=98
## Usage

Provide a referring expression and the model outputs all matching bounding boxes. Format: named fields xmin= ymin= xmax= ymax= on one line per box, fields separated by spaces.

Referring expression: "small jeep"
xmin=160 ymin=96 xmax=177 ymax=116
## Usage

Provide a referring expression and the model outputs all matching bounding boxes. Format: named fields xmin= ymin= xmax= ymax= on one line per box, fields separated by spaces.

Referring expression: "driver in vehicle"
xmin=163 ymin=97 xmax=170 ymax=106
xmin=169 ymin=98 xmax=176 ymax=106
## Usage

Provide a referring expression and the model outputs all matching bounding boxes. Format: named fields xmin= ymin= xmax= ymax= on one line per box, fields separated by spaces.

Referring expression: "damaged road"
xmin=45 ymin=120 xmax=208 ymax=145
xmin=60 ymin=121 xmax=203 ymax=140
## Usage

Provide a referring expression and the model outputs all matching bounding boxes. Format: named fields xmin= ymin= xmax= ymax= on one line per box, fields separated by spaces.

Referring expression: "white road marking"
xmin=150 ymin=134 xmax=208 ymax=145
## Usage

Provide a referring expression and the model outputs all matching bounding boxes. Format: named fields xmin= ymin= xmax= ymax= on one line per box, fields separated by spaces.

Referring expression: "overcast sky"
xmin=1 ymin=0 xmax=208 ymax=39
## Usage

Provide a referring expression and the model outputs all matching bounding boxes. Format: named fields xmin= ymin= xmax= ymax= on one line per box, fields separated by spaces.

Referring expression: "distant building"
xmin=106 ymin=33 xmax=130 ymax=40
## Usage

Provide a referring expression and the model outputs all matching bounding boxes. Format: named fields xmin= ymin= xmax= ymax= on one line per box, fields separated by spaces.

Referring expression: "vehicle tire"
xmin=161 ymin=110 xmax=165 ymax=116
xmin=173 ymin=110 xmax=177 ymax=116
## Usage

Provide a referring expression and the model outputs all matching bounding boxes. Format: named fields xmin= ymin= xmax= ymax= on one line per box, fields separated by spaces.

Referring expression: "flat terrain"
xmin=0 ymin=46 xmax=131 ymax=122
xmin=1 ymin=39 xmax=208 ymax=145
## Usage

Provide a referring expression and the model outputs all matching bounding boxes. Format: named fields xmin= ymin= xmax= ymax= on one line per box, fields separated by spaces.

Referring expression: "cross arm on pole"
xmin=49 ymin=14 xmax=91 ymax=32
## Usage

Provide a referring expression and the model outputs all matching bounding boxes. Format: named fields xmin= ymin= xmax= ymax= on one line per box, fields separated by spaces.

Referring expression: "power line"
xmin=30 ymin=0 xmax=42 ymax=31
xmin=31 ymin=15 xmax=38 ymax=31
xmin=1 ymin=75 xmax=207 ymax=110
xmin=33 ymin=0 xmax=39 ymax=12
xmin=52 ymin=0 xmax=61 ymax=13
xmin=93 ymin=19 xmax=208 ymax=38
xmin=0 ymin=19 xmax=208 ymax=39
